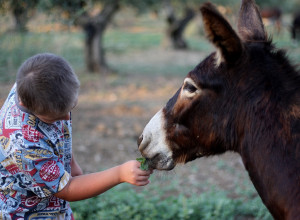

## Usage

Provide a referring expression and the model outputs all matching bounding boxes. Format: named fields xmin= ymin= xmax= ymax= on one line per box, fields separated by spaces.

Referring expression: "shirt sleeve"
xmin=16 ymin=146 xmax=70 ymax=198
xmin=16 ymin=121 xmax=71 ymax=198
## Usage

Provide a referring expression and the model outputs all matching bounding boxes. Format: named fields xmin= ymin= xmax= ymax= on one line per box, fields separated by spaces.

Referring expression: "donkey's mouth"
xmin=145 ymin=154 xmax=176 ymax=171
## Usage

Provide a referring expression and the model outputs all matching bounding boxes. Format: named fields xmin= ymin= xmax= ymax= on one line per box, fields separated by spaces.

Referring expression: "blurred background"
xmin=0 ymin=0 xmax=300 ymax=219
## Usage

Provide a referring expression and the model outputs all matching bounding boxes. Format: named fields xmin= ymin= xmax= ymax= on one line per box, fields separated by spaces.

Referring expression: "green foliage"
xmin=0 ymin=0 xmax=39 ymax=13
xmin=70 ymin=183 xmax=272 ymax=220
xmin=121 ymin=0 xmax=160 ymax=13
xmin=136 ymin=157 xmax=149 ymax=170
xmin=39 ymin=0 xmax=85 ymax=13
xmin=40 ymin=0 xmax=160 ymax=19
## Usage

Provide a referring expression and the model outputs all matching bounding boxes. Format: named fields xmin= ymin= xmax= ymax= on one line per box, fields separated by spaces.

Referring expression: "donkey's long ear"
xmin=238 ymin=0 xmax=267 ymax=41
xmin=200 ymin=2 xmax=243 ymax=65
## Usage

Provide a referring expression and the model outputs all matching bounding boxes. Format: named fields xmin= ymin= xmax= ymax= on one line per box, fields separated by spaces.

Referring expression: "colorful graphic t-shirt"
xmin=0 ymin=84 xmax=73 ymax=220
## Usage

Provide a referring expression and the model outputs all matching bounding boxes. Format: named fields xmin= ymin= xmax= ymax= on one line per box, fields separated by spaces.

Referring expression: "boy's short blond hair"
xmin=16 ymin=53 xmax=80 ymax=117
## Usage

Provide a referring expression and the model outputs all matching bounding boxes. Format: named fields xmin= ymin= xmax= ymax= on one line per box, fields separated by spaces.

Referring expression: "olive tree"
xmin=42 ymin=0 xmax=159 ymax=73
xmin=163 ymin=0 xmax=195 ymax=49
xmin=0 ymin=0 xmax=39 ymax=31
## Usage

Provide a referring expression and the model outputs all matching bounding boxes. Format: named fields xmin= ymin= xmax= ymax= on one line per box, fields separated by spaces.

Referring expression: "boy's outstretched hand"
xmin=55 ymin=160 xmax=153 ymax=202
xmin=119 ymin=160 xmax=153 ymax=186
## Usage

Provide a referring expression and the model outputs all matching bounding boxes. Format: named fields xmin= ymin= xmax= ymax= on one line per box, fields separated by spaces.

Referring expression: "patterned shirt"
xmin=0 ymin=84 xmax=73 ymax=220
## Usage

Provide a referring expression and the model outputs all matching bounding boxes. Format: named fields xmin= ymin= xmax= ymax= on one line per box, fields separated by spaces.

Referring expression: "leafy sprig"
xmin=136 ymin=157 xmax=149 ymax=171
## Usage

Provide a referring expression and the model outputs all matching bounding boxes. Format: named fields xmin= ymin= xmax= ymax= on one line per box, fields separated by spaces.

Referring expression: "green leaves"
xmin=71 ymin=183 xmax=272 ymax=220
xmin=136 ymin=157 xmax=149 ymax=171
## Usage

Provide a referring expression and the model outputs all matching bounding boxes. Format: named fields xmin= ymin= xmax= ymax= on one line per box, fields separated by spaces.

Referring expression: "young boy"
xmin=0 ymin=53 xmax=152 ymax=219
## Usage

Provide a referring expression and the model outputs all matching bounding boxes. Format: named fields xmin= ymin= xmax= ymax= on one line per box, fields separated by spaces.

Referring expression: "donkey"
xmin=137 ymin=0 xmax=300 ymax=219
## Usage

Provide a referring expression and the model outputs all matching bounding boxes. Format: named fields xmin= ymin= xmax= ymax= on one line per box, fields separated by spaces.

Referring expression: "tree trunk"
xmin=76 ymin=0 xmax=120 ymax=73
xmin=12 ymin=3 xmax=29 ymax=32
xmin=165 ymin=3 xmax=195 ymax=49
xmin=11 ymin=0 xmax=38 ymax=32
xmin=12 ymin=10 xmax=27 ymax=31
xmin=84 ymin=24 xmax=107 ymax=73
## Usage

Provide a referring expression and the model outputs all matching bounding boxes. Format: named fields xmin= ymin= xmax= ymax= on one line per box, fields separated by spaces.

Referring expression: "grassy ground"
xmin=1 ymin=10 xmax=299 ymax=219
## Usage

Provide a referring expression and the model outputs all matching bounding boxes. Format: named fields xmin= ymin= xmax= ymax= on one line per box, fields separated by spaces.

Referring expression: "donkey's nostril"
xmin=137 ymin=135 xmax=143 ymax=147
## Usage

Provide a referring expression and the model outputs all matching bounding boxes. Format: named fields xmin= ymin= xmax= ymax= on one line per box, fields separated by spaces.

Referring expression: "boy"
xmin=0 ymin=53 xmax=152 ymax=219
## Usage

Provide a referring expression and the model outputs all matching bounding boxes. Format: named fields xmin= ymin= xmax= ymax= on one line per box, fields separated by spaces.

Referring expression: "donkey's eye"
xmin=183 ymin=83 xmax=197 ymax=93
xmin=181 ymin=78 xmax=201 ymax=98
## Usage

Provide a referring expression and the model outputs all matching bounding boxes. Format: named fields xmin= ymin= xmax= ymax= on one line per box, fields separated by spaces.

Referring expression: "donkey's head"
xmin=138 ymin=0 xmax=300 ymax=170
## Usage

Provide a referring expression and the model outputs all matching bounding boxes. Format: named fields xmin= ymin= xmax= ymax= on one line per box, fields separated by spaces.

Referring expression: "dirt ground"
xmin=70 ymin=48 xmax=250 ymax=196
xmin=0 ymin=48 xmax=252 ymax=197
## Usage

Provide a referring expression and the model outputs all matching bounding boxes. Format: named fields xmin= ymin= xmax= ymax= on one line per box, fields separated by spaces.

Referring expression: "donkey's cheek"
xmin=139 ymin=109 xmax=173 ymax=159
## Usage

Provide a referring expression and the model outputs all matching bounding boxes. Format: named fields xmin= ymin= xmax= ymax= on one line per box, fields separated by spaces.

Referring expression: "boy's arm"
xmin=71 ymin=153 xmax=83 ymax=177
xmin=54 ymin=160 xmax=152 ymax=202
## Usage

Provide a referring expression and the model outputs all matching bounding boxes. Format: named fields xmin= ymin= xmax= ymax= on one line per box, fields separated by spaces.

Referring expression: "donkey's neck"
xmin=240 ymin=139 xmax=300 ymax=219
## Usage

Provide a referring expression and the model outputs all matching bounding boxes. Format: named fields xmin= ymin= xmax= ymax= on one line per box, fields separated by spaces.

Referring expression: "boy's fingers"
xmin=139 ymin=170 xmax=152 ymax=176
xmin=137 ymin=175 xmax=150 ymax=180
xmin=137 ymin=180 xmax=150 ymax=186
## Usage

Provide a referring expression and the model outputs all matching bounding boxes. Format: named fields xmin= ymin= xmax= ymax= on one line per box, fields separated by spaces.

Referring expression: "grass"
xmin=70 ymin=178 xmax=272 ymax=220
xmin=0 ymin=31 xmax=85 ymax=82
xmin=104 ymin=30 xmax=162 ymax=54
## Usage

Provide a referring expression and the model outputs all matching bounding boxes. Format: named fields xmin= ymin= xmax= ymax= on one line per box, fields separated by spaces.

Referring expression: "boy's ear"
xmin=18 ymin=100 xmax=25 ymax=107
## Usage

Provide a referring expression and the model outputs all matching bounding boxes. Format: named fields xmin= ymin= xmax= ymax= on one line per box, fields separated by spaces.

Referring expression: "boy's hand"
xmin=119 ymin=160 xmax=153 ymax=186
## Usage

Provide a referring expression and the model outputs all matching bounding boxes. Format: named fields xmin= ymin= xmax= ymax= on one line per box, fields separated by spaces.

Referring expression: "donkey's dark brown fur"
xmin=138 ymin=0 xmax=300 ymax=219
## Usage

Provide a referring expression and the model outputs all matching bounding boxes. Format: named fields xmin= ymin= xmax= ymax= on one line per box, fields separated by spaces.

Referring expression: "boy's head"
xmin=16 ymin=53 xmax=80 ymax=120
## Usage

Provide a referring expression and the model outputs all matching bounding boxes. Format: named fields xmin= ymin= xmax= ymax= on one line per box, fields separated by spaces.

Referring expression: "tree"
xmin=0 ymin=0 xmax=39 ymax=32
xmin=74 ymin=0 xmax=120 ymax=73
xmin=164 ymin=0 xmax=195 ymax=49
xmin=44 ymin=0 xmax=159 ymax=74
